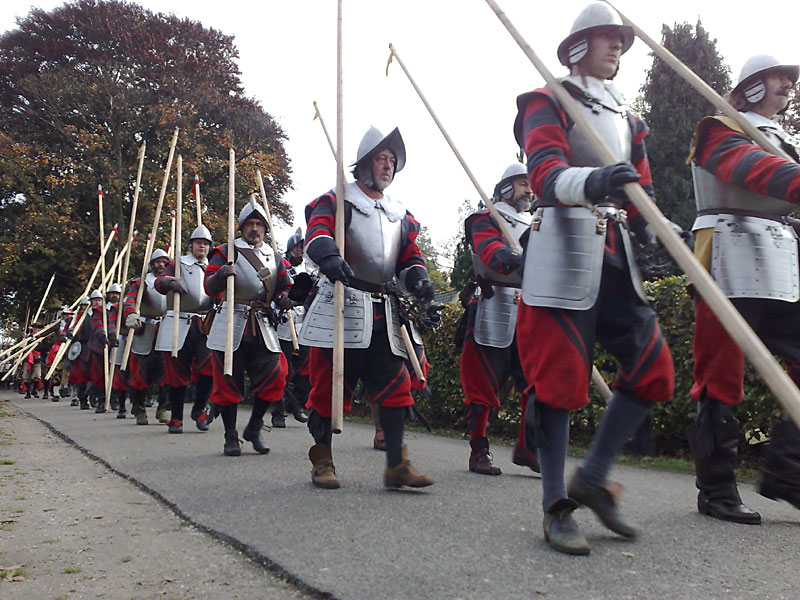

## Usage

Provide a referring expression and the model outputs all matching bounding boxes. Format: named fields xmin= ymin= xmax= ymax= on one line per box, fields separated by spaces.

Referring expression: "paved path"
xmin=9 ymin=392 xmax=800 ymax=599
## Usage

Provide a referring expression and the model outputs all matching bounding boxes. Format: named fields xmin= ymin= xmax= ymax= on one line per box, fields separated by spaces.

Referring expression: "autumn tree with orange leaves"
xmin=0 ymin=0 xmax=293 ymax=325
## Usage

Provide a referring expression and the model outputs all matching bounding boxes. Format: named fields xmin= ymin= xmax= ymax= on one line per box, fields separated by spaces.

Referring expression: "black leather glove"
xmin=275 ymin=291 xmax=293 ymax=311
xmin=494 ymin=246 xmax=523 ymax=274
xmin=205 ymin=264 xmax=237 ymax=296
xmin=65 ymin=329 xmax=73 ymax=339
xmin=584 ymin=162 xmax=640 ymax=205
xmin=97 ymin=332 xmax=108 ymax=347
xmin=163 ymin=277 xmax=187 ymax=294
xmin=108 ymin=333 xmax=118 ymax=348
xmin=426 ymin=303 xmax=443 ymax=328
xmin=411 ymin=279 xmax=435 ymax=303
xmin=318 ymin=255 xmax=354 ymax=286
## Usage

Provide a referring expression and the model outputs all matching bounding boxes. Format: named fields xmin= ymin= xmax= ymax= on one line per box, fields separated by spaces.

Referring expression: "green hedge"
xmin=416 ymin=276 xmax=781 ymax=456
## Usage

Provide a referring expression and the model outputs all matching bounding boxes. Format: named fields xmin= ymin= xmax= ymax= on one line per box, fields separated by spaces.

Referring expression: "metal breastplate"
xmin=566 ymin=101 xmax=632 ymax=165
xmin=168 ymin=256 xmax=213 ymax=313
xmin=140 ymin=273 xmax=167 ymax=317
xmin=232 ymin=244 xmax=277 ymax=302
xmin=344 ymin=205 xmax=403 ymax=285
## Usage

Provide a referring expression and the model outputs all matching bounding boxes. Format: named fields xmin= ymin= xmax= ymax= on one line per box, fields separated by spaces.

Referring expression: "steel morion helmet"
xmin=79 ymin=296 xmax=90 ymax=306
xmin=89 ymin=289 xmax=103 ymax=300
xmin=350 ymin=126 xmax=406 ymax=185
xmin=494 ymin=163 xmax=528 ymax=201
xmin=149 ymin=248 xmax=169 ymax=266
xmin=732 ymin=55 xmax=799 ymax=106
xmin=107 ymin=283 xmax=122 ymax=294
xmin=189 ymin=224 xmax=213 ymax=245
xmin=557 ymin=2 xmax=634 ymax=67
xmin=285 ymin=227 xmax=303 ymax=252
xmin=238 ymin=195 xmax=269 ymax=230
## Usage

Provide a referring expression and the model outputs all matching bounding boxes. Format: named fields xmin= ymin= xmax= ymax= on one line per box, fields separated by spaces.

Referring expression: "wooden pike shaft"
xmin=31 ymin=273 xmax=56 ymax=327
xmin=194 ymin=175 xmax=202 ymax=227
xmin=256 ymin=170 xmax=299 ymax=353
xmin=485 ymin=0 xmax=800 ymax=422
xmin=0 ymin=321 xmax=59 ymax=369
xmin=97 ymin=186 xmax=112 ymax=410
xmin=172 ymin=157 xmax=183 ymax=358
xmin=224 ymin=148 xmax=236 ymax=376
xmin=331 ymin=0 xmax=345 ymax=434
xmin=69 ymin=230 xmax=117 ymax=311
xmin=313 ymin=101 xmax=338 ymax=158
xmin=121 ymin=128 xmax=179 ymax=371
xmin=119 ymin=143 xmax=147 ymax=309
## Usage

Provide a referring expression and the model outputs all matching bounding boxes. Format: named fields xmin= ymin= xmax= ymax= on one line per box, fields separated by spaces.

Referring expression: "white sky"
xmin=2 ymin=0 xmax=797 ymax=259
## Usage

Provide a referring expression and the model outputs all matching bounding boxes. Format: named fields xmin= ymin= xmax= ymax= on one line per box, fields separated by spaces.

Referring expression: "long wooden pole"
xmin=172 ymin=157 xmax=183 ymax=358
xmin=312 ymin=101 xmax=338 ymax=158
xmin=69 ymin=229 xmax=117 ymax=311
xmin=386 ymin=43 xmax=520 ymax=251
xmin=121 ymin=128 xmax=179 ymax=370
xmin=22 ymin=302 xmax=30 ymax=334
xmin=194 ymin=175 xmax=202 ymax=227
xmin=44 ymin=308 xmax=89 ymax=381
xmin=331 ymin=0 xmax=345 ymax=434
xmin=224 ymin=149 xmax=236 ymax=376
xmin=604 ymin=0 xmax=792 ymax=162
xmin=119 ymin=143 xmax=147 ymax=310
xmin=0 ymin=321 xmax=59 ymax=370
xmin=31 ymin=273 xmax=56 ymax=327
xmin=97 ymin=186 xmax=112 ymax=410
xmin=255 ymin=170 xmax=299 ymax=353
xmin=485 ymin=0 xmax=800 ymax=426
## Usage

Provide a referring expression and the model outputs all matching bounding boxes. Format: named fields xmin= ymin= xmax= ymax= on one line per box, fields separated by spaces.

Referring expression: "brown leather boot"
xmin=469 ymin=436 xmax=501 ymax=475
xmin=384 ymin=445 xmax=434 ymax=489
xmin=309 ymin=444 xmax=340 ymax=489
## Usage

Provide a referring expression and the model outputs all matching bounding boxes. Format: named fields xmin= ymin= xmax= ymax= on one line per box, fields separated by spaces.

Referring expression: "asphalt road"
xmin=10 ymin=392 xmax=800 ymax=600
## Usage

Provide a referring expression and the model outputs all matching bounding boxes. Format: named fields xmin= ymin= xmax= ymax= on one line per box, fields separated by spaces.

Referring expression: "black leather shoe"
xmin=512 ymin=444 xmax=540 ymax=473
xmin=292 ymin=407 xmax=309 ymax=423
xmin=271 ymin=411 xmax=286 ymax=429
xmin=543 ymin=498 xmax=590 ymax=556
xmin=243 ymin=420 xmax=270 ymax=454
xmin=223 ymin=430 xmax=241 ymax=457
xmin=567 ymin=469 xmax=638 ymax=539
xmin=697 ymin=491 xmax=761 ymax=524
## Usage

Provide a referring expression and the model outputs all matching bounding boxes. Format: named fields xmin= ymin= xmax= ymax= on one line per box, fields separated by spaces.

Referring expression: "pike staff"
xmin=312 ymin=101 xmax=337 ymax=158
xmin=194 ymin=175 xmax=202 ymax=226
xmin=121 ymin=128 xmax=179 ymax=371
xmin=224 ymin=148 xmax=235 ymax=376
xmin=255 ymin=170 xmax=299 ymax=353
xmin=386 ymin=42 xmax=610 ymax=399
xmin=172 ymin=157 xmax=183 ymax=358
xmin=31 ymin=273 xmax=56 ymax=327
xmin=97 ymin=185 xmax=112 ymax=410
xmin=485 ymin=0 xmax=800 ymax=426
xmin=331 ymin=0 xmax=345 ymax=433
xmin=69 ymin=226 xmax=117 ymax=311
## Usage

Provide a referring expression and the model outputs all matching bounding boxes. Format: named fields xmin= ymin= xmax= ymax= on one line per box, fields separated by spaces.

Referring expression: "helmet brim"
xmin=557 ymin=25 xmax=634 ymax=67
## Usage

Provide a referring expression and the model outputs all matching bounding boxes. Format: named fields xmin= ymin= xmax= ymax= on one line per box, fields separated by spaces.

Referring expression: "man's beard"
xmin=288 ymin=254 xmax=303 ymax=266
xmin=514 ymin=197 xmax=532 ymax=213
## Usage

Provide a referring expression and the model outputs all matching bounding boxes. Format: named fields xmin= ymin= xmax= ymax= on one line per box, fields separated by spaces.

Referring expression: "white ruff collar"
xmin=343 ymin=181 xmax=405 ymax=222
xmin=233 ymin=237 xmax=269 ymax=256
xmin=494 ymin=200 xmax=532 ymax=227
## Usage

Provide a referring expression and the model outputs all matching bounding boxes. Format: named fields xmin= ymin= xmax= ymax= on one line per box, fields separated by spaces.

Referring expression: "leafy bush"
xmin=418 ymin=275 xmax=781 ymax=456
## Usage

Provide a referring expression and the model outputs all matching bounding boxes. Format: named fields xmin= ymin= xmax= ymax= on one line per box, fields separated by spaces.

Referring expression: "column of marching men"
xmin=8 ymin=0 xmax=800 ymax=558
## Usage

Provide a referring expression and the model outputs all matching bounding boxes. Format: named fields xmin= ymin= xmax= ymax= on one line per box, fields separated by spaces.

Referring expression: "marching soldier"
xmin=203 ymin=197 xmax=292 ymax=456
xmin=299 ymin=125 xmax=436 ymax=490
xmin=85 ymin=289 xmax=118 ymax=411
xmin=22 ymin=322 xmax=45 ymax=398
xmin=687 ymin=55 xmax=800 ymax=523
xmin=460 ymin=163 xmax=539 ymax=476
xmin=153 ymin=225 xmax=215 ymax=433
xmin=121 ymin=250 xmax=169 ymax=424
xmin=272 ymin=227 xmax=310 ymax=427
xmin=68 ymin=296 xmax=92 ymax=408
xmin=513 ymin=2 xmax=675 ymax=554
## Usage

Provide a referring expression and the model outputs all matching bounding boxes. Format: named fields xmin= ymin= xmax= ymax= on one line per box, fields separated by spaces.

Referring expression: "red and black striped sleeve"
xmin=397 ymin=211 xmax=427 ymax=276
xmin=203 ymin=244 xmax=229 ymax=298
xmin=275 ymin=253 xmax=292 ymax=295
xmin=465 ymin=210 xmax=514 ymax=275
xmin=514 ymin=89 xmax=571 ymax=203
xmin=695 ymin=119 xmax=800 ymax=202
xmin=305 ymin=191 xmax=337 ymax=245
xmin=122 ymin=279 xmax=140 ymax=320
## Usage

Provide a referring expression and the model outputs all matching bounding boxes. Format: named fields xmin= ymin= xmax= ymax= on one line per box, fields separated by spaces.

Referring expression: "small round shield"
xmin=67 ymin=341 xmax=82 ymax=361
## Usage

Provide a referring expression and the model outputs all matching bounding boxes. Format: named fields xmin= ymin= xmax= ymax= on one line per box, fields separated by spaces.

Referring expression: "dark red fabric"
xmin=209 ymin=342 xmax=287 ymax=408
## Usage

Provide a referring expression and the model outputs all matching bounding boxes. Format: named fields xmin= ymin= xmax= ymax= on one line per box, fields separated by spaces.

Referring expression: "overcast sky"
xmin=2 ymin=0 xmax=797 ymax=258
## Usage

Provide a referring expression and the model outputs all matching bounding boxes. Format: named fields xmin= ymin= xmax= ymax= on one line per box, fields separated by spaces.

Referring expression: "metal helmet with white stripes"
xmin=494 ymin=163 xmax=528 ymax=201
xmin=557 ymin=2 xmax=633 ymax=68
xmin=732 ymin=55 xmax=799 ymax=105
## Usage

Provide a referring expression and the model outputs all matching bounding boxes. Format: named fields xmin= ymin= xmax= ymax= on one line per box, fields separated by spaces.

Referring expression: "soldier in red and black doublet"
xmin=458 ymin=164 xmax=539 ymax=476
xmin=203 ymin=197 xmax=291 ymax=456
xmin=301 ymin=126 xmax=434 ymax=490
xmin=153 ymin=228 xmax=215 ymax=434
xmin=687 ymin=55 xmax=800 ymax=524
xmin=512 ymin=2 xmax=674 ymax=555
xmin=70 ymin=305 xmax=93 ymax=408
xmin=85 ymin=297 xmax=118 ymax=409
